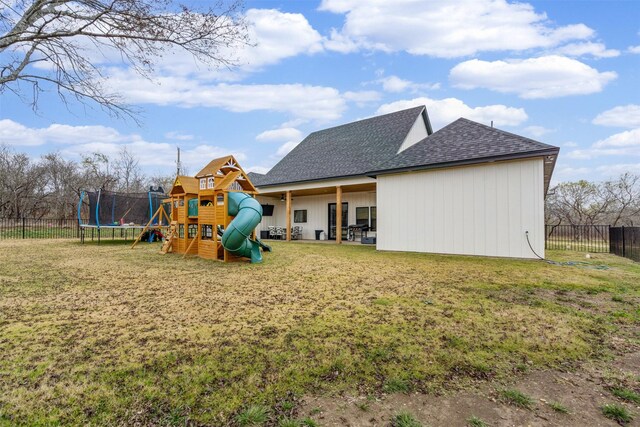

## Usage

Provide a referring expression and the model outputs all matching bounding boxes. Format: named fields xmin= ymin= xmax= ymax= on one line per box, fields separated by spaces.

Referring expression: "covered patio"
xmin=255 ymin=179 xmax=377 ymax=244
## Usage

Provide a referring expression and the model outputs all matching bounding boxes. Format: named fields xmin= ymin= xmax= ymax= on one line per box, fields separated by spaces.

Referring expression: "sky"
xmin=1 ymin=0 xmax=640 ymax=184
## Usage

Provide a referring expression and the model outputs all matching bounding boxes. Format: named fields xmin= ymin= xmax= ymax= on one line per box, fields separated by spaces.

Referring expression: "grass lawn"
xmin=0 ymin=240 xmax=639 ymax=425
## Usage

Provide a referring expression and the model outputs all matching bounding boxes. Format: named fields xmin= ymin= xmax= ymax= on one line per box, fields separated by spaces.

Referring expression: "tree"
xmin=602 ymin=173 xmax=640 ymax=226
xmin=39 ymin=152 xmax=84 ymax=217
xmin=545 ymin=180 xmax=611 ymax=226
xmin=113 ymin=146 xmax=143 ymax=192
xmin=0 ymin=0 xmax=248 ymax=118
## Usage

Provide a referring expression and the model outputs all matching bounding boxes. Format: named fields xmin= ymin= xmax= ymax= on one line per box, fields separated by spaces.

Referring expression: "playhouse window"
xmin=201 ymin=224 xmax=213 ymax=239
xmin=207 ymin=177 xmax=215 ymax=189
xmin=200 ymin=178 xmax=206 ymax=190
xmin=294 ymin=210 xmax=307 ymax=223
xmin=178 ymin=224 xmax=184 ymax=238
xmin=188 ymin=224 xmax=197 ymax=238
xmin=217 ymin=194 xmax=224 ymax=206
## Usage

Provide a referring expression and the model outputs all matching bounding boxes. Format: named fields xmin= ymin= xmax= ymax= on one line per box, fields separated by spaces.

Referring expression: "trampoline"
xmin=78 ymin=189 xmax=170 ymax=243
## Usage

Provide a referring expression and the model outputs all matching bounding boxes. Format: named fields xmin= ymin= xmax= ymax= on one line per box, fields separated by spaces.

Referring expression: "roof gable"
xmin=370 ymin=118 xmax=560 ymax=193
xmin=170 ymin=175 xmax=199 ymax=195
xmin=257 ymin=106 xmax=430 ymax=186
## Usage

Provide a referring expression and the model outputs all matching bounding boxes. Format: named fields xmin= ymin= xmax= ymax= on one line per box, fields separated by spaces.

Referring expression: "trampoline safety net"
xmin=83 ymin=190 xmax=169 ymax=226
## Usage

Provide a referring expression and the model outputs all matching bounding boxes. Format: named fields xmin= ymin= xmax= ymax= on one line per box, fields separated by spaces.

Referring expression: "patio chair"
xmin=268 ymin=226 xmax=275 ymax=239
xmin=274 ymin=226 xmax=285 ymax=240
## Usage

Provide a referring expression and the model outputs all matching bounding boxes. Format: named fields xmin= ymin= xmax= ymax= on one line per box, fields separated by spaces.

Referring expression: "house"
xmin=250 ymin=105 xmax=559 ymax=259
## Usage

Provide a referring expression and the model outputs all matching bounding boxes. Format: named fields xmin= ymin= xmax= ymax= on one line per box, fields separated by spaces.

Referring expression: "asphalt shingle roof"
xmin=247 ymin=171 xmax=267 ymax=186
xmin=370 ymin=118 xmax=559 ymax=174
xmin=257 ymin=106 xmax=427 ymax=186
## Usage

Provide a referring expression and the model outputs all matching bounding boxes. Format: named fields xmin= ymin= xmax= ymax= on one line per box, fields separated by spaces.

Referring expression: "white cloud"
xmin=596 ymin=163 xmax=640 ymax=176
xmin=276 ymin=140 xmax=300 ymax=156
xmin=0 ymin=119 xmax=126 ymax=147
xmin=553 ymin=42 xmax=619 ymax=58
xmin=106 ymin=69 xmax=349 ymax=121
xmin=342 ymin=90 xmax=381 ymax=105
xmin=256 ymin=127 xmax=303 ymax=142
xmin=523 ymin=125 xmax=554 ymax=138
xmin=593 ymin=105 xmax=640 ymax=128
xmin=246 ymin=165 xmax=271 ymax=174
xmin=376 ymin=76 xmax=440 ymax=93
xmin=165 ymin=131 xmax=194 ymax=141
xmin=552 ymin=164 xmax=592 ymax=182
xmin=593 ymin=128 xmax=640 ymax=149
xmin=376 ymin=97 xmax=528 ymax=129
xmin=563 ymin=141 xmax=578 ymax=147
xmin=240 ymin=9 xmax=324 ymax=70
xmin=628 ymin=45 xmax=640 ymax=54
xmin=568 ymin=128 xmax=640 ymax=159
xmin=450 ymin=55 xmax=617 ymax=99
xmin=320 ymin=0 xmax=595 ymax=58
xmin=255 ymin=126 xmax=306 ymax=160
xmin=0 ymin=119 xmax=242 ymax=171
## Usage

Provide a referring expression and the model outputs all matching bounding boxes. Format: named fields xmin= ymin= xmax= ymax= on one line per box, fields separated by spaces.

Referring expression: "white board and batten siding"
xmin=255 ymin=191 xmax=377 ymax=241
xmin=376 ymin=158 xmax=545 ymax=259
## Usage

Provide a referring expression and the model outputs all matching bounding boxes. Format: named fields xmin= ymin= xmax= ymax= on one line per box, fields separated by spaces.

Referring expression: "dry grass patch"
xmin=0 ymin=240 xmax=638 ymax=425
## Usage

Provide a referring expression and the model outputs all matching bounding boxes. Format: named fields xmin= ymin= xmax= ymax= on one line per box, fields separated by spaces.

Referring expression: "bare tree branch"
xmin=0 ymin=0 xmax=249 ymax=120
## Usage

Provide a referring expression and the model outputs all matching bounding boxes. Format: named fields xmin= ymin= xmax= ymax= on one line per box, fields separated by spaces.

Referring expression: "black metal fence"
xmin=545 ymin=224 xmax=610 ymax=253
xmin=0 ymin=217 xmax=83 ymax=239
xmin=610 ymin=226 xmax=640 ymax=262
xmin=0 ymin=217 xmax=149 ymax=242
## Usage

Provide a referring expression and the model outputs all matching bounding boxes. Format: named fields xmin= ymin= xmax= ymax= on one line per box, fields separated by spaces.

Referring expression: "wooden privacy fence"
xmin=545 ymin=224 xmax=610 ymax=253
xmin=610 ymin=226 xmax=640 ymax=262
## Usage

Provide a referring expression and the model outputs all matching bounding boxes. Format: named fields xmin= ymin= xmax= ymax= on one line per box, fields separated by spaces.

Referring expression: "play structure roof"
xmin=196 ymin=155 xmax=238 ymax=178
xmin=175 ymin=155 xmax=258 ymax=193
xmin=170 ymin=176 xmax=199 ymax=195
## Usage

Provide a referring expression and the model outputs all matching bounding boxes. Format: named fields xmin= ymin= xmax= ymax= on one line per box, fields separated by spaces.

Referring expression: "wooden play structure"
xmin=133 ymin=155 xmax=270 ymax=263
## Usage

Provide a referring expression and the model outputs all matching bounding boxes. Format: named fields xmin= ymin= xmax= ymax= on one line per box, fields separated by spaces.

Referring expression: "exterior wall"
xmin=256 ymin=191 xmax=377 ymax=240
xmin=397 ymin=113 xmax=428 ymax=153
xmin=376 ymin=158 xmax=545 ymax=259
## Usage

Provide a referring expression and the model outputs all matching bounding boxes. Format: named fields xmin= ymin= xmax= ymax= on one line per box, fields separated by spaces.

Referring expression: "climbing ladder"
xmin=160 ymin=221 xmax=178 ymax=254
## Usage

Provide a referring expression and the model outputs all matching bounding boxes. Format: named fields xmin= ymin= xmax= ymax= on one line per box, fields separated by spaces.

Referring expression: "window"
xmin=217 ymin=194 xmax=224 ymax=206
xmin=294 ymin=209 xmax=307 ymax=223
xmin=178 ymin=224 xmax=184 ymax=238
xmin=370 ymin=206 xmax=376 ymax=231
xmin=355 ymin=206 xmax=376 ymax=230
xmin=188 ymin=224 xmax=198 ymax=238
xmin=199 ymin=178 xmax=206 ymax=190
xmin=355 ymin=207 xmax=369 ymax=226
xmin=201 ymin=224 xmax=213 ymax=239
xmin=207 ymin=177 xmax=215 ymax=189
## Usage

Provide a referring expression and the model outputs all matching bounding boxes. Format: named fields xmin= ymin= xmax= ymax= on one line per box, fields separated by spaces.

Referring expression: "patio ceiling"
xmin=258 ymin=182 xmax=376 ymax=198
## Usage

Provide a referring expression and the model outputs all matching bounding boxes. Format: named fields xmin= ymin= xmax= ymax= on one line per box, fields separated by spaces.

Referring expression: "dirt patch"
xmin=299 ymin=352 xmax=640 ymax=426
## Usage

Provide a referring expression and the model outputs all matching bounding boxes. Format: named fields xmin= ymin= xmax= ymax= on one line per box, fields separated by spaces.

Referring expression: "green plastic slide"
xmin=221 ymin=192 xmax=271 ymax=263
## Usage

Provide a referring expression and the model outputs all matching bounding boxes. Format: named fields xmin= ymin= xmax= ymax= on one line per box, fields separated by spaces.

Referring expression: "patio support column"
xmin=336 ymin=185 xmax=342 ymax=244
xmin=286 ymin=190 xmax=292 ymax=241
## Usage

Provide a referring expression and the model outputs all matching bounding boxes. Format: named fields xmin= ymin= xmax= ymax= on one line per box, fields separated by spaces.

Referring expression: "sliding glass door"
xmin=328 ymin=202 xmax=348 ymax=240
